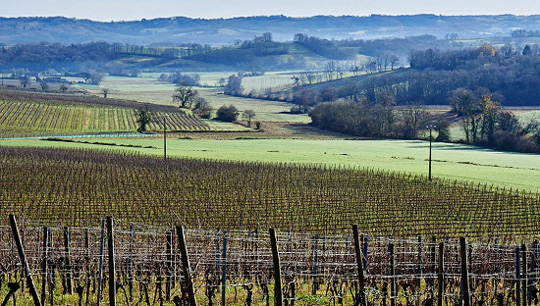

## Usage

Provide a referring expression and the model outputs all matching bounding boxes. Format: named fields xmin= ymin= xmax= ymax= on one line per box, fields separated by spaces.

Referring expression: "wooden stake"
xmin=9 ymin=214 xmax=42 ymax=306
xmin=352 ymin=225 xmax=365 ymax=305
xmin=437 ymin=242 xmax=444 ymax=306
xmin=517 ymin=247 xmax=521 ymax=306
xmin=63 ymin=227 xmax=73 ymax=294
xmin=166 ymin=231 xmax=173 ymax=300
xmin=459 ymin=237 xmax=470 ymax=306
xmin=97 ymin=219 xmax=105 ymax=306
xmin=107 ymin=217 xmax=116 ymax=306
xmin=176 ymin=226 xmax=197 ymax=306
xmin=270 ymin=228 xmax=284 ymax=306
xmin=389 ymin=243 xmax=396 ymax=306
xmin=221 ymin=232 xmax=228 ymax=306
xmin=522 ymin=244 xmax=527 ymax=306
xmin=41 ymin=226 xmax=48 ymax=304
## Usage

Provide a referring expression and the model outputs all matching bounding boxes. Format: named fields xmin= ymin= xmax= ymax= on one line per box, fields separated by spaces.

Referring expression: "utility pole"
xmin=163 ymin=116 xmax=167 ymax=160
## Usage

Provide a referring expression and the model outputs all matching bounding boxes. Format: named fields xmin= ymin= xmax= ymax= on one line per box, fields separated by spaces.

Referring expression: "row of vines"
xmin=0 ymin=147 xmax=538 ymax=241
xmin=0 ymin=100 xmax=210 ymax=137
xmin=0 ymin=220 xmax=538 ymax=305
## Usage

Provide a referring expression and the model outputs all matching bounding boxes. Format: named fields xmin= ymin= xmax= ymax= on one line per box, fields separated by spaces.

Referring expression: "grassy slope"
xmin=3 ymin=137 xmax=539 ymax=192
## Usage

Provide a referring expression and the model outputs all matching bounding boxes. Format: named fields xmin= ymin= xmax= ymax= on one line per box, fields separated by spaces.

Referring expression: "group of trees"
xmin=170 ymin=82 xmax=258 ymax=126
xmin=449 ymin=88 xmax=540 ymax=152
xmin=185 ymin=34 xmax=289 ymax=68
xmin=309 ymin=89 xmax=447 ymax=140
xmin=511 ymin=29 xmax=540 ymax=38
xmin=315 ymin=44 xmax=540 ymax=107
xmin=305 ymin=84 xmax=539 ymax=153
xmin=158 ymin=72 xmax=201 ymax=86
xmin=293 ymin=34 xmax=355 ymax=60
xmin=0 ymin=41 xmax=171 ymax=76
xmin=224 ymin=74 xmax=244 ymax=95
xmin=172 ymin=85 xmax=212 ymax=118
xmin=338 ymin=34 xmax=459 ymax=57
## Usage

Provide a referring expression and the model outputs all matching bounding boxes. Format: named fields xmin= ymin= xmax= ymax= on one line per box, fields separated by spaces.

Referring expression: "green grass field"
xmin=78 ymin=74 xmax=311 ymax=123
xmin=3 ymin=137 xmax=539 ymax=192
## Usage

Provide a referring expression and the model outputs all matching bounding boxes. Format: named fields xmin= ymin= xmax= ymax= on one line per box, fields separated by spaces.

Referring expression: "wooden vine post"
xmin=9 ymin=214 xmax=42 ymax=306
xmin=522 ymin=244 xmax=527 ymax=306
xmin=166 ymin=231 xmax=173 ymax=300
xmin=221 ymin=232 xmax=228 ymax=306
xmin=176 ymin=226 xmax=197 ymax=306
xmin=389 ymin=242 xmax=396 ymax=306
xmin=269 ymin=228 xmax=284 ymax=306
xmin=459 ymin=237 xmax=470 ymax=306
xmin=107 ymin=216 xmax=116 ymax=306
xmin=516 ymin=247 xmax=521 ymax=306
xmin=352 ymin=225 xmax=366 ymax=305
xmin=63 ymin=226 xmax=73 ymax=294
xmin=97 ymin=219 xmax=106 ymax=306
xmin=41 ymin=226 xmax=48 ymax=304
xmin=437 ymin=242 xmax=444 ymax=306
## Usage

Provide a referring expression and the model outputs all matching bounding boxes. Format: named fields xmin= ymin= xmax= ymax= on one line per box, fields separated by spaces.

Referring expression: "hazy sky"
xmin=2 ymin=0 xmax=540 ymax=21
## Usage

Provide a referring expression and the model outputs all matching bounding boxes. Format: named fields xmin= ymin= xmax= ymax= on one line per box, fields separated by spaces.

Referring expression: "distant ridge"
xmin=1 ymin=15 xmax=540 ymax=45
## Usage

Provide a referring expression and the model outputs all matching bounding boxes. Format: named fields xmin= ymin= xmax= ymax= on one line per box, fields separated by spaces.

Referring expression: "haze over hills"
xmin=2 ymin=15 xmax=540 ymax=45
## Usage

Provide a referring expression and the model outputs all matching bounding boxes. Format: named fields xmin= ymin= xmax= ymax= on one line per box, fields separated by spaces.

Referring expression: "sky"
xmin=1 ymin=0 xmax=540 ymax=21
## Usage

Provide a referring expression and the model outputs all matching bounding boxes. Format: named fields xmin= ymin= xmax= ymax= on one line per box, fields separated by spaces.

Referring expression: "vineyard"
xmin=1 ymin=217 xmax=539 ymax=305
xmin=1 ymin=147 xmax=538 ymax=241
xmin=0 ymin=90 xmax=211 ymax=137
xmin=2 ymin=146 xmax=539 ymax=305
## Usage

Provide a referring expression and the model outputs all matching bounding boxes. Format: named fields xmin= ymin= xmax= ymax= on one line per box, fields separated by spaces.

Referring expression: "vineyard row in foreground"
xmin=1 ymin=216 xmax=538 ymax=305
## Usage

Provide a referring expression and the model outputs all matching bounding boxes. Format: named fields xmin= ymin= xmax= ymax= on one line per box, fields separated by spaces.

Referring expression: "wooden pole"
xmin=166 ymin=231 xmax=173 ymax=301
xmin=221 ymin=232 xmax=228 ymax=306
xmin=429 ymin=126 xmax=433 ymax=180
xmin=41 ymin=226 xmax=49 ymax=304
xmin=128 ymin=225 xmax=134 ymax=300
xmin=269 ymin=228 xmax=284 ymax=306
xmin=107 ymin=217 xmax=116 ymax=306
xmin=417 ymin=236 xmax=422 ymax=288
xmin=362 ymin=236 xmax=368 ymax=270
xmin=163 ymin=117 xmax=167 ymax=160
xmin=389 ymin=243 xmax=396 ymax=306
xmin=517 ymin=247 xmax=521 ymax=306
xmin=459 ymin=237 xmax=470 ymax=306
xmin=522 ymin=244 xmax=527 ymax=306
xmin=97 ymin=219 xmax=106 ymax=306
xmin=312 ymin=234 xmax=319 ymax=295
xmin=63 ymin=226 xmax=73 ymax=294
xmin=437 ymin=242 xmax=444 ymax=306
xmin=352 ymin=225 xmax=365 ymax=305
xmin=430 ymin=236 xmax=436 ymax=301
xmin=530 ymin=241 xmax=537 ymax=305
xmin=176 ymin=226 xmax=197 ymax=306
xmin=84 ymin=228 xmax=90 ymax=306
xmin=9 ymin=214 xmax=42 ymax=306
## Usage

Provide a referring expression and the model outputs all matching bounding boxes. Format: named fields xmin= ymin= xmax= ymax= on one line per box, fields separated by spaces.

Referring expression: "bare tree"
xmin=324 ymin=62 xmax=337 ymax=81
xmin=173 ymin=85 xmax=199 ymax=108
xmin=389 ymin=55 xmax=399 ymax=70
xmin=242 ymin=109 xmax=256 ymax=127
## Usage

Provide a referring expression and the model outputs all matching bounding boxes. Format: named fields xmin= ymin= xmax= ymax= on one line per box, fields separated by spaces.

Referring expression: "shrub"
xmin=216 ymin=105 xmax=239 ymax=122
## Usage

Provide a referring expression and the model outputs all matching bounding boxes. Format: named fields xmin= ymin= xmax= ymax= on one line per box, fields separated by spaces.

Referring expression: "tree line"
xmin=305 ymin=44 xmax=540 ymax=107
